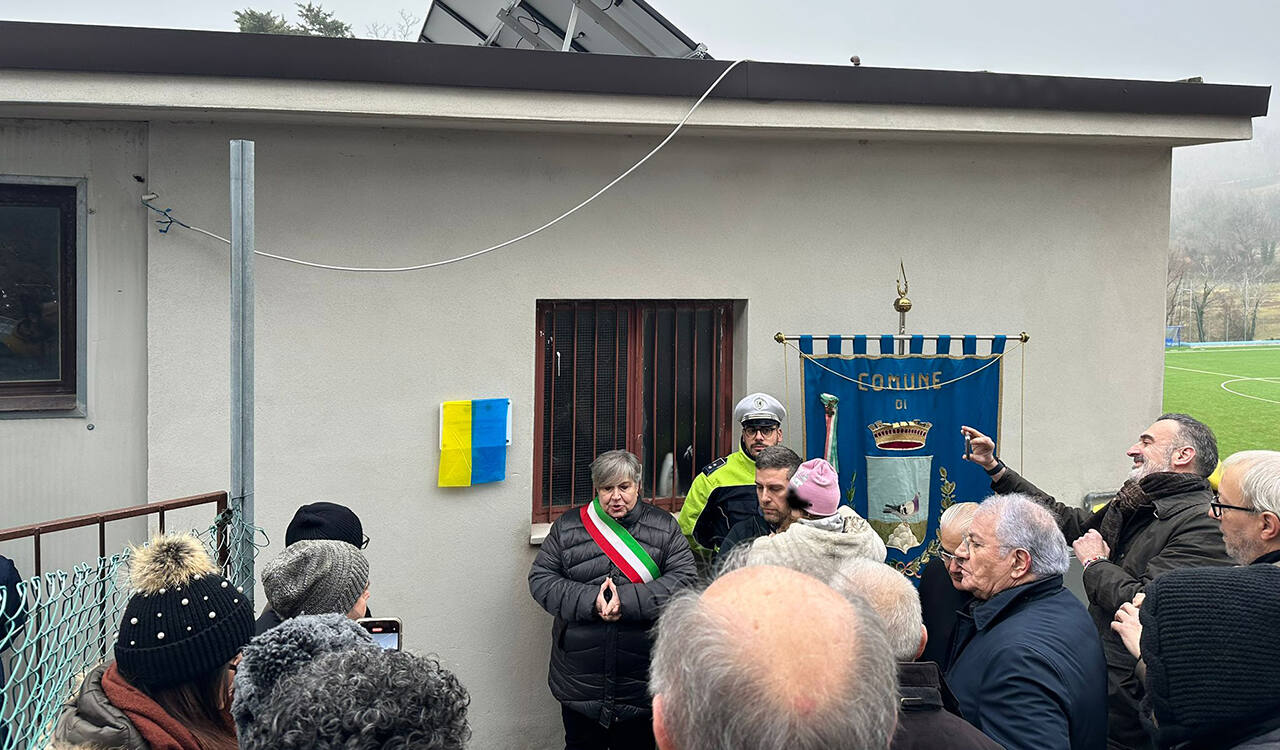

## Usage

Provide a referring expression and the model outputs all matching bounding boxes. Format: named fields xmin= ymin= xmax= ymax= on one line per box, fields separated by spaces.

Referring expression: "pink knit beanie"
xmin=790 ymin=458 xmax=841 ymax=517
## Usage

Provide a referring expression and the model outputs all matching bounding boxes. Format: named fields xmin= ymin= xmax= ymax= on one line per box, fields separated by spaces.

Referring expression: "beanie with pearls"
xmin=114 ymin=533 xmax=254 ymax=688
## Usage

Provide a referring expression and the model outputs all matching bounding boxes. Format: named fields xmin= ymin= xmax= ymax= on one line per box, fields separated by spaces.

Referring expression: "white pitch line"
xmin=1220 ymin=378 xmax=1280 ymax=405
xmin=1166 ymin=365 xmax=1280 ymax=381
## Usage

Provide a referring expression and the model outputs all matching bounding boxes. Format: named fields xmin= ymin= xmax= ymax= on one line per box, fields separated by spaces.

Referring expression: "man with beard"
xmin=715 ymin=445 xmax=802 ymax=563
xmin=961 ymin=414 xmax=1231 ymax=750
xmin=1208 ymin=450 xmax=1280 ymax=565
xmin=678 ymin=393 xmax=785 ymax=559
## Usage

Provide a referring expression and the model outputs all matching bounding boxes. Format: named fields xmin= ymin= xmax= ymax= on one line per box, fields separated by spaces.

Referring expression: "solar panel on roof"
xmin=419 ymin=0 xmax=709 ymax=58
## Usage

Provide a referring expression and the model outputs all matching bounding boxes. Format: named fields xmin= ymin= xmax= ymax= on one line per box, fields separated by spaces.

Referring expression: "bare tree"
xmin=1166 ymin=246 xmax=1190 ymax=326
xmin=1170 ymin=186 xmax=1279 ymax=342
xmin=367 ymin=9 xmax=422 ymax=40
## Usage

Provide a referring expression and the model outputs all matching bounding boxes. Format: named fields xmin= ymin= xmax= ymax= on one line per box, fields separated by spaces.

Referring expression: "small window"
xmin=0 ymin=180 xmax=81 ymax=413
xmin=533 ymin=300 xmax=735 ymax=522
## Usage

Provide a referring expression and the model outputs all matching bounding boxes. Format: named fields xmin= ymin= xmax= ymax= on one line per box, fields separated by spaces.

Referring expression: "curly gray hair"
xmin=238 ymin=647 xmax=471 ymax=750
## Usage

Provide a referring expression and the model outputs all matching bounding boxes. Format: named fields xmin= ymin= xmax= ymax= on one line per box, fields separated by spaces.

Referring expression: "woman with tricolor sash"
xmin=529 ymin=450 xmax=698 ymax=750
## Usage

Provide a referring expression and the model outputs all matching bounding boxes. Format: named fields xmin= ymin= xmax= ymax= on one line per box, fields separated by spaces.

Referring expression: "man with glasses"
xmin=918 ymin=502 xmax=978 ymax=667
xmin=946 ymin=494 xmax=1107 ymax=750
xmin=678 ymin=393 xmax=786 ymax=559
xmin=1209 ymin=450 xmax=1280 ymax=565
xmin=961 ymin=415 xmax=1231 ymax=750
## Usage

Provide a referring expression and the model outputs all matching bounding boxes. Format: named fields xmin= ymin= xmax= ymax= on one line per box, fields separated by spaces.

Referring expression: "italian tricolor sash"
xmin=581 ymin=498 xmax=661 ymax=584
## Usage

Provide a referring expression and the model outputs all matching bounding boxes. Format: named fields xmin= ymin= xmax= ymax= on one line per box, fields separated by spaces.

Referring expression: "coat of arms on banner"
xmin=798 ymin=333 xmax=1007 ymax=582
xmin=866 ymin=420 xmax=932 ymax=552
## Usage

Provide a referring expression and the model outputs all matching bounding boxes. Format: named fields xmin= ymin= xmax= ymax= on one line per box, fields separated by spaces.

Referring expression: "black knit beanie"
xmin=1141 ymin=564 xmax=1280 ymax=748
xmin=285 ymin=502 xmax=364 ymax=548
xmin=114 ymin=534 xmax=255 ymax=689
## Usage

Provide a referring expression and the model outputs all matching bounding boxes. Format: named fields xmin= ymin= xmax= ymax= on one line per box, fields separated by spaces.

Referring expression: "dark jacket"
xmin=529 ymin=500 xmax=698 ymax=727
xmin=993 ymin=468 xmax=1231 ymax=749
xmin=946 ymin=574 xmax=1108 ymax=750
xmin=255 ymin=602 xmax=370 ymax=636
xmin=254 ymin=605 xmax=284 ymax=636
xmin=0 ymin=555 xmax=25 ymax=750
xmin=716 ymin=514 xmax=773 ymax=564
xmin=892 ymin=661 xmax=1001 ymax=750
xmin=677 ymin=449 xmax=759 ymax=555
xmin=917 ymin=556 xmax=970 ymax=669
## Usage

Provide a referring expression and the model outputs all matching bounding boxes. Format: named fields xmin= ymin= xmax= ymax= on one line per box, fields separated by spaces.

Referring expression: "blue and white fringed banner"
xmin=799 ymin=334 xmax=1005 ymax=581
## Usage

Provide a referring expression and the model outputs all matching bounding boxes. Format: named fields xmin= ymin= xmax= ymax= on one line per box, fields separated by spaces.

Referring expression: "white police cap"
xmin=733 ymin=393 xmax=785 ymax=425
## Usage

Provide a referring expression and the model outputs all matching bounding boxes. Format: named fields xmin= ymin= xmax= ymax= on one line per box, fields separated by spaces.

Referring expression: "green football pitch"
xmin=1163 ymin=346 xmax=1280 ymax=457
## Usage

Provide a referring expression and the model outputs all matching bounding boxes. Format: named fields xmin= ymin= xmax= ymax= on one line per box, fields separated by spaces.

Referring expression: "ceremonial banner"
xmin=800 ymin=335 xmax=1004 ymax=578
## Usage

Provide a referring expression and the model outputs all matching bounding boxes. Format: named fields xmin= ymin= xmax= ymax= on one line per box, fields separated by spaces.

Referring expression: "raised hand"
xmin=959 ymin=426 xmax=998 ymax=470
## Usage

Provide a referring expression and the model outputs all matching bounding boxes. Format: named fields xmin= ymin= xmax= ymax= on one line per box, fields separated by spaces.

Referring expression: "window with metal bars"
xmin=533 ymin=300 xmax=735 ymax=523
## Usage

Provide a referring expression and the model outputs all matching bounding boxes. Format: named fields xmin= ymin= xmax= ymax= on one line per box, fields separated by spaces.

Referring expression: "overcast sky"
xmin=4 ymin=0 xmax=1275 ymax=84
xmin=3 ymin=0 xmax=1276 ymax=182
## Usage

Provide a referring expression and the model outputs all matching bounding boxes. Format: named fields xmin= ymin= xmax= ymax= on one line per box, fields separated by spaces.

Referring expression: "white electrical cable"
xmin=144 ymin=58 xmax=747 ymax=273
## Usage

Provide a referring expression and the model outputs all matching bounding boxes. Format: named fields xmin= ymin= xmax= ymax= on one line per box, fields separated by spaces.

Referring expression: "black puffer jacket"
xmin=529 ymin=501 xmax=697 ymax=727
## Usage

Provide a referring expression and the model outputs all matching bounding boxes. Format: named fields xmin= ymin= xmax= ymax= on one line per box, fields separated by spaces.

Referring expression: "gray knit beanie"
xmin=261 ymin=539 xmax=369 ymax=619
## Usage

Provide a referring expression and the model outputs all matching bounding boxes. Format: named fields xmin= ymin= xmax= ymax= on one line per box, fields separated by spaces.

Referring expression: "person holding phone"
xmin=530 ymin=450 xmax=698 ymax=750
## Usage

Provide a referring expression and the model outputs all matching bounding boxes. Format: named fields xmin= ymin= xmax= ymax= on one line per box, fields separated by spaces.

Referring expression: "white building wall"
xmin=141 ymin=119 xmax=1172 ymax=748
xmin=0 ymin=118 xmax=149 ymax=576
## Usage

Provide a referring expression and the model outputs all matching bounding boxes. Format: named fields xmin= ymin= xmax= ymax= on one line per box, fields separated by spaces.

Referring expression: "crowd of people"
xmin=51 ymin=502 xmax=470 ymax=749
xmin=533 ymin=394 xmax=1280 ymax=750
xmin=45 ymin=391 xmax=1280 ymax=749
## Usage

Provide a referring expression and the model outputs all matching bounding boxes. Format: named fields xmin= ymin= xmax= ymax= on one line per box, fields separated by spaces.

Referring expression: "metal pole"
xmin=230 ymin=140 xmax=255 ymax=604
xmin=561 ymin=3 xmax=580 ymax=50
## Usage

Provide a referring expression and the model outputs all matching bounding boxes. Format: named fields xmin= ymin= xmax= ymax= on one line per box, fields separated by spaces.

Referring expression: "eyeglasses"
xmin=743 ymin=425 xmax=779 ymax=438
xmin=1209 ymin=501 xmax=1259 ymax=519
xmin=959 ymin=534 xmax=1010 ymax=555
xmin=938 ymin=548 xmax=959 ymax=565
xmin=361 ymin=534 xmax=370 ymax=549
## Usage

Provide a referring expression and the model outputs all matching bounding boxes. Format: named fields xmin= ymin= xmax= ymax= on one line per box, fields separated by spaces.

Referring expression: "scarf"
xmin=1099 ymin=472 xmax=1209 ymax=550
xmin=100 ymin=663 xmax=227 ymax=750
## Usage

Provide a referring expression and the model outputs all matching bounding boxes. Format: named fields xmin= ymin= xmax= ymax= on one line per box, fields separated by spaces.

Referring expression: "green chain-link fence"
xmin=0 ymin=507 xmax=262 ymax=750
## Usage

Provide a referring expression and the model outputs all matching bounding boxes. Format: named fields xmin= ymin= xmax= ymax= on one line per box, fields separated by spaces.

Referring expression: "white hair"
xmin=938 ymin=502 xmax=980 ymax=534
xmin=832 ymin=559 xmax=923 ymax=661
xmin=1224 ymin=451 xmax=1280 ymax=517
xmin=976 ymin=493 xmax=1070 ymax=577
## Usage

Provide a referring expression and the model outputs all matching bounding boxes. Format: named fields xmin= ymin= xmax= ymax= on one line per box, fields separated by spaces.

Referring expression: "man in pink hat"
xmin=744 ymin=458 xmax=886 ymax=566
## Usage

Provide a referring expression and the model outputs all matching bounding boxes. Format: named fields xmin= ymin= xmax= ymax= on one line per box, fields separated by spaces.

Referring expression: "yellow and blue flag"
xmin=439 ymin=398 xmax=510 ymax=487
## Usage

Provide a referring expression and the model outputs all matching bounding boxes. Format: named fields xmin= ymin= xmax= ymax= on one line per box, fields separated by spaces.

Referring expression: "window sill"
xmin=0 ymin=393 xmax=83 ymax=418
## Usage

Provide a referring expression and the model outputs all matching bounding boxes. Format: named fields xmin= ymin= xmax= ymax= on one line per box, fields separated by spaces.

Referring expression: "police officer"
xmin=677 ymin=392 xmax=786 ymax=558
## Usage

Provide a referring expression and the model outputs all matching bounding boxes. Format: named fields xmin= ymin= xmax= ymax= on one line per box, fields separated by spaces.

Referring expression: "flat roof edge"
xmin=0 ymin=21 xmax=1268 ymax=118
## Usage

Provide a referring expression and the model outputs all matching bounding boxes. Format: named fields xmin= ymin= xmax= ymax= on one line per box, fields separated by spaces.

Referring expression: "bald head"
xmin=651 ymin=566 xmax=897 ymax=750
xmin=705 ymin=566 xmax=854 ymax=697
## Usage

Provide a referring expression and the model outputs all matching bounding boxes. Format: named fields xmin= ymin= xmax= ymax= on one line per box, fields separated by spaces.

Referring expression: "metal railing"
xmin=0 ymin=491 xmax=247 ymax=750
xmin=0 ymin=491 xmax=230 ymax=581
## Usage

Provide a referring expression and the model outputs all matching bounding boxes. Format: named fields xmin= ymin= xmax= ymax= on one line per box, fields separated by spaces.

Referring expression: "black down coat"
xmin=529 ymin=500 xmax=697 ymax=727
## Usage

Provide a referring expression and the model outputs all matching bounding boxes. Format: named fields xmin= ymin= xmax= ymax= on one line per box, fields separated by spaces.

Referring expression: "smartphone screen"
xmin=357 ymin=617 xmax=403 ymax=650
